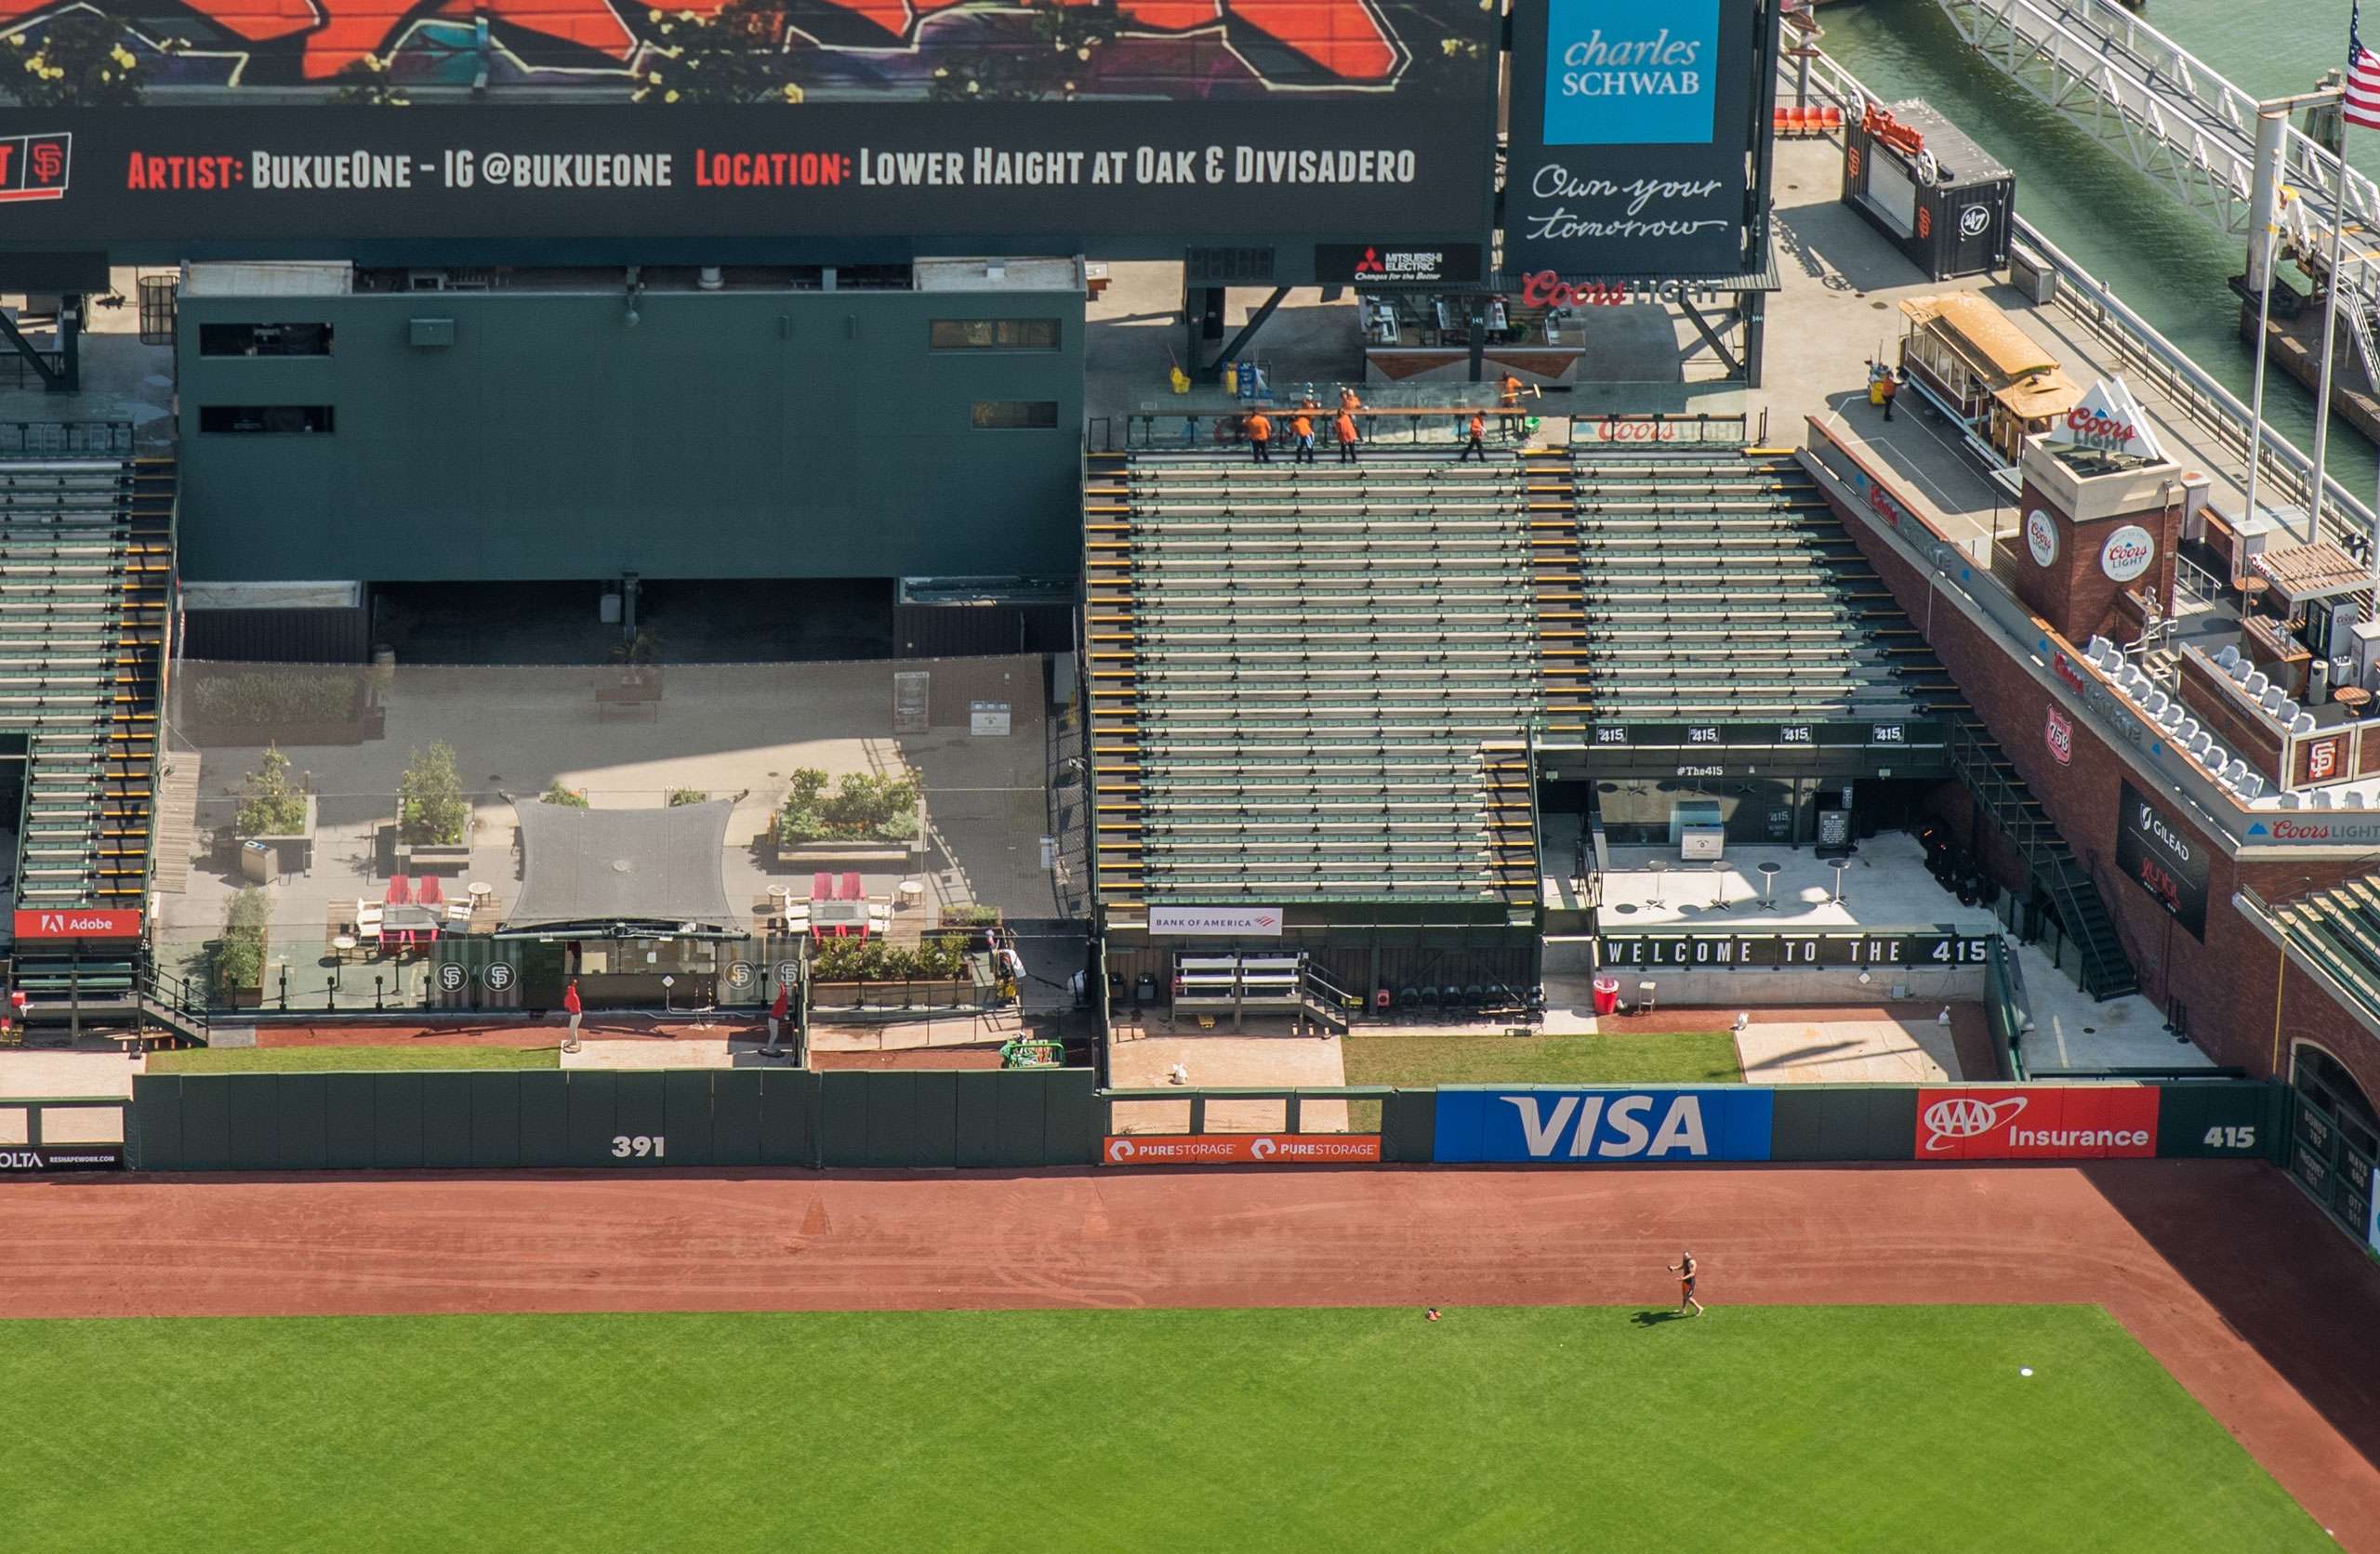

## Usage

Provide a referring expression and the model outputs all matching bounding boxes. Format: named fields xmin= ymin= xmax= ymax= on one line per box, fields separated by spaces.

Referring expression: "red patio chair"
xmin=417 ymin=875 xmax=446 ymax=908
xmin=813 ymin=871 xmax=833 ymax=902
xmin=384 ymin=874 xmax=413 ymax=907
xmin=840 ymin=871 xmax=862 ymax=901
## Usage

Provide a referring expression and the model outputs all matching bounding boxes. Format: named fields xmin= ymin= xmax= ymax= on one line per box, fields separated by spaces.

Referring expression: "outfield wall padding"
xmin=128 ymin=1067 xmax=1096 ymax=1173
xmin=2153 ymin=1081 xmax=2287 ymax=1162
xmin=1768 ymin=1087 xmax=1919 ymax=1163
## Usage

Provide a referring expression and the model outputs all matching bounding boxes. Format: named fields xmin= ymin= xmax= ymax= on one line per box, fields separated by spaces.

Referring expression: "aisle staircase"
xmin=0 ymin=441 xmax=176 ymax=1028
xmin=1086 ymin=450 xmax=1543 ymax=917
xmin=1570 ymin=448 xmax=2138 ymax=1001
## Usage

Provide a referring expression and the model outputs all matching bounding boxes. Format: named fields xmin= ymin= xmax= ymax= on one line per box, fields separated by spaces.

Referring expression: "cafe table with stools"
xmin=2335 ymin=685 xmax=2373 ymax=719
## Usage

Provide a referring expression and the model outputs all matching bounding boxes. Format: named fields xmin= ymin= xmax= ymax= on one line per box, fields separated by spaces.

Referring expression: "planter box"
xmin=396 ymin=839 xmax=472 ymax=875
xmin=775 ymin=838 xmax=918 ymax=869
xmin=217 ymin=982 xmax=263 ymax=1010
xmin=235 ymin=793 xmax=317 ymax=875
xmin=808 ymin=978 xmax=975 ymax=1010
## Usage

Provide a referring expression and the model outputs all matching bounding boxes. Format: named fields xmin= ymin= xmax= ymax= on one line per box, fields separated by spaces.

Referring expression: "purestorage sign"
xmin=1434 ymin=1087 xmax=1774 ymax=1164
xmin=1544 ymin=3 xmax=1720 ymax=147
xmin=1505 ymin=0 xmax=1765 ymax=279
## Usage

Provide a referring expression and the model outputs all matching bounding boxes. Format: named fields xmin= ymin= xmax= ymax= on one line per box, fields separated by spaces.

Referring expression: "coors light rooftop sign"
xmin=2050 ymin=376 xmax=2167 ymax=463
xmin=1504 ymin=0 xmax=1768 ymax=279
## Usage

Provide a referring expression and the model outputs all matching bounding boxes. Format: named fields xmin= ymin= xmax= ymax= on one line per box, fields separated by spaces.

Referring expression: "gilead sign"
xmin=12 ymin=908 xmax=140 ymax=940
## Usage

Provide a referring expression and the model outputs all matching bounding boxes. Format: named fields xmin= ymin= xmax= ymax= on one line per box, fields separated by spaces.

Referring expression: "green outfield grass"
xmin=1342 ymin=1030 xmax=1743 ymax=1087
xmin=146 ymin=1045 xmax=557 ymax=1073
xmin=1 ymin=1306 xmax=2322 ymax=1553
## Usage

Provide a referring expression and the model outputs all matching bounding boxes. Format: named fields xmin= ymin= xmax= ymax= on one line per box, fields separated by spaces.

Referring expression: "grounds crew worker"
xmin=761 ymin=981 xmax=791 ymax=1059
xmin=562 ymin=979 xmax=583 ymax=1054
xmin=1290 ymin=411 xmax=1316 ymax=464
xmin=1246 ymin=409 xmax=1273 ymax=464
xmin=1334 ymin=409 xmax=1361 ymax=464
xmin=1460 ymin=410 xmax=1488 ymax=463
xmin=1340 ymin=385 xmax=1368 ymax=440
xmin=1501 ymin=372 xmax=1527 ymax=439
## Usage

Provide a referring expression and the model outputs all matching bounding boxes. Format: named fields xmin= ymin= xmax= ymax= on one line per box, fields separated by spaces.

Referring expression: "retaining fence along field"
xmin=55 ymin=1073 xmax=2293 ymax=1174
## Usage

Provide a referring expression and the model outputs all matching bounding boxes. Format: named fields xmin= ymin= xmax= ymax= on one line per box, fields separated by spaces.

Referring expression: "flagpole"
xmin=2309 ymin=150 xmax=2348 ymax=521
xmin=2243 ymin=165 xmax=2281 ymax=547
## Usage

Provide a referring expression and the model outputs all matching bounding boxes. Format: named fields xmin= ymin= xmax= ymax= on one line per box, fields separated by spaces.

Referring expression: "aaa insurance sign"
xmin=1916 ymin=1086 xmax=2159 ymax=1160
xmin=1434 ymin=1087 xmax=1773 ymax=1163
xmin=12 ymin=908 xmax=140 ymax=941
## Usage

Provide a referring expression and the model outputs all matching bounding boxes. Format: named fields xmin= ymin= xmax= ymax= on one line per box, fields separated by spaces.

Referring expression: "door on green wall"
xmin=517 ymin=941 xmax=568 ymax=1013
xmin=2289 ymin=1045 xmax=2377 ymax=1242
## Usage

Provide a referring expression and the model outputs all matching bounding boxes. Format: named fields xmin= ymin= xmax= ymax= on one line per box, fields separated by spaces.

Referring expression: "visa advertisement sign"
xmin=1435 ymin=1087 xmax=1774 ymax=1164
xmin=1542 ymin=0 xmax=1720 ymax=147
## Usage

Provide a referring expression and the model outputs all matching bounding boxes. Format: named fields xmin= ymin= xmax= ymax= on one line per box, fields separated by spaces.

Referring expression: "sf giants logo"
xmin=0 ymin=133 xmax=69 ymax=204
xmin=19 ymin=0 xmax=1408 ymax=85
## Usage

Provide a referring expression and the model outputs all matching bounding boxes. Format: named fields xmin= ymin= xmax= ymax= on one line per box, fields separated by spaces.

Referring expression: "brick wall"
xmin=1816 ymin=466 xmax=2380 ymax=1107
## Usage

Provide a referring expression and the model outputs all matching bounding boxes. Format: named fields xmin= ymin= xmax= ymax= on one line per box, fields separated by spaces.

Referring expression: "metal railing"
xmin=0 ymin=421 xmax=134 ymax=458
xmin=1794 ymin=46 xmax=2380 ymax=560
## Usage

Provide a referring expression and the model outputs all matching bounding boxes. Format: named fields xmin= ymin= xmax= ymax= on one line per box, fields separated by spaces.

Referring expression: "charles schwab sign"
xmin=2115 ymin=779 xmax=2209 ymax=938
xmin=1503 ymin=0 xmax=1767 ymax=278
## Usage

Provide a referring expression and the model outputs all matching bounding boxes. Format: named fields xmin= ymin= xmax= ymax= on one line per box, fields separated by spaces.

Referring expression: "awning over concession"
xmin=500 ymin=799 xmax=738 ymax=938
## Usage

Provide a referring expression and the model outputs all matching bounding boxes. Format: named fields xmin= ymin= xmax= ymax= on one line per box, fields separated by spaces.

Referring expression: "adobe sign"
xmin=13 ymin=908 xmax=141 ymax=941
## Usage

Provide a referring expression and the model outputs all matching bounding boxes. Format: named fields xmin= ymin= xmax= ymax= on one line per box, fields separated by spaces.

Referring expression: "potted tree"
xmin=231 ymin=744 xmax=317 ymax=874
xmin=215 ymin=887 xmax=270 ymax=1009
xmin=395 ymin=741 xmax=473 ymax=873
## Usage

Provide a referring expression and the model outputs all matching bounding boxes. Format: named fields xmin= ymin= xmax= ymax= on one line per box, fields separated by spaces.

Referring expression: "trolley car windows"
xmin=970 ymin=400 xmax=1059 ymax=430
xmin=197 ymin=322 xmax=334 ymax=357
xmin=198 ymin=404 xmax=336 ymax=434
xmin=931 ymin=319 xmax=1060 ymax=351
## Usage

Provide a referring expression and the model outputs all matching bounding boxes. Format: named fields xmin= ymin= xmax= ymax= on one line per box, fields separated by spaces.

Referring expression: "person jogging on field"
xmin=1668 ymin=1251 xmax=1704 ymax=1316
xmin=562 ymin=979 xmax=583 ymax=1054
xmin=761 ymin=981 xmax=791 ymax=1059
xmin=1245 ymin=409 xmax=1273 ymax=464
xmin=1334 ymin=409 xmax=1360 ymax=464
xmin=1459 ymin=410 xmax=1487 ymax=463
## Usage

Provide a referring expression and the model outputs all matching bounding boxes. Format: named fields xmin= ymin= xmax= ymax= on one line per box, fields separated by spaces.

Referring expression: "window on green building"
xmin=932 ymin=319 xmax=1061 ymax=350
xmin=199 ymin=405 xmax=336 ymax=434
xmin=970 ymin=401 xmax=1058 ymax=430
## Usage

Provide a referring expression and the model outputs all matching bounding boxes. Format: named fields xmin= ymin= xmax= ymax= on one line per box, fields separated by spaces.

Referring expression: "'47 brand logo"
xmin=0 ymin=134 xmax=69 ymax=204
xmin=40 ymin=0 xmax=1408 ymax=84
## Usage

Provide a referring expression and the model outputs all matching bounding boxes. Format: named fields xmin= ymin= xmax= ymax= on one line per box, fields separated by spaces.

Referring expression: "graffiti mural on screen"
xmin=0 ymin=0 xmax=1490 ymax=96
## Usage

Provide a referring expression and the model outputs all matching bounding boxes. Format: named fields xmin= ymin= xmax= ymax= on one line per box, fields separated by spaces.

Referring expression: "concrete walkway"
xmin=1107 ymin=1034 xmax=1350 ymax=1132
xmin=1735 ymin=1017 xmax=1961 ymax=1085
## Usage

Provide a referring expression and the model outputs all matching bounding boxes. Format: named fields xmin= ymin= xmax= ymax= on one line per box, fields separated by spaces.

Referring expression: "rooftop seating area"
xmin=0 ymin=450 xmax=171 ymax=1021
xmin=1088 ymin=451 xmax=1547 ymax=913
xmin=1569 ymin=449 xmax=1937 ymax=725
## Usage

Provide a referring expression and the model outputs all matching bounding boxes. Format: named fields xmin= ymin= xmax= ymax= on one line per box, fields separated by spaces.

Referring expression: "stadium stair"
xmin=1086 ymin=449 xmax=1545 ymax=917
xmin=1 ymin=443 xmax=181 ymax=1034
xmin=1568 ymin=447 xmax=2138 ymax=1002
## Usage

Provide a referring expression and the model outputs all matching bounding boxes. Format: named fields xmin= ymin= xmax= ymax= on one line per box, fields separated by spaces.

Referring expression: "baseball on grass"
xmin=2019 ymin=1367 xmax=2033 ymax=1377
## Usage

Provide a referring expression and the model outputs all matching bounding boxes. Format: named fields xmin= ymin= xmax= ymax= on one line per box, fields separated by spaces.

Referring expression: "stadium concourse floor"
xmin=3 ymin=1161 xmax=2375 ymax=1545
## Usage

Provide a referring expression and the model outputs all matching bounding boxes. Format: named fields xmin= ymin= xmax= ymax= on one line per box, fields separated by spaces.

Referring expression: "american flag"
xmin=2351 ymin=1 xmax=2380 ymax=129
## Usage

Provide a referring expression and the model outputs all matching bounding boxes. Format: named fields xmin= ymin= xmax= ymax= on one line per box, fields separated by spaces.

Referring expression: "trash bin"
xmin=1592 ymin=976 xmax=1620 ymax=1016
xmin=239 ymin=839 xmax=274 ymax=884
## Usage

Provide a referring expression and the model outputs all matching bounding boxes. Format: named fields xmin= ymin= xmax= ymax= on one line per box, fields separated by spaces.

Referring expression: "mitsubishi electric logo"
xmin=1922 ymin=1095 xmax=2026 ymax=1150
xmin=1353 ymin=246 xmax=1386 ymax=274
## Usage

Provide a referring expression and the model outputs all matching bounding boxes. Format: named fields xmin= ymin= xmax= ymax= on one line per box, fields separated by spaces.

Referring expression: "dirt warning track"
xmin=4 ymin=1160 xmax=2376 ymax=1547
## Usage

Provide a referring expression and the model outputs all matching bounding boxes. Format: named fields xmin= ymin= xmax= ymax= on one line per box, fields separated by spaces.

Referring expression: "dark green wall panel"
xmin=2155 ymin=1082 xmax=2282 ymax=1160
xmin=910 ymin=1072 xmax=959 ymax=1169
xmin=130 ymin=1075 xmax=180 ymax=1171
xmin=468 ymin=1072 xmax=520 ymax=1168
xmin=1043 ymin=1069 xmax=1098 ymax=1166
xmin=1382 ymin=1089 xmax=1437 ymax=1164
xmin=176 ymin=292 xmax=1083 ymax=586
xmin=819 ymin=1072 xmax=870 ymax=1168
xmin=992 ymin=1070 xmax=1047 ymax=1167
xmin=711 ymin=1072 xmax=763 ymax=1166
xmin=276 ymin=1073 xmax=330 ymax=1171
xmin=518 ymin=1073 xmax=569 ymax=1166
xmin=665 ymin=1071 xmax=716 ymax=1166
xmin=567 ymin=1072 xmax=619 ymax=1166
xmin=178 ymin=1075 xmax=232 ymax=1172
xmin=226 ymin=1074 xmax=277 ymax=1171
xmin=864 ymin=1073 xmax=919 ymax=1169
xmin=373 ymin=1073 xmax=426 ymax=1168
xmin=419 ymin=1073 xmax=475 ymax=1167
xmin=952 ymin=1072 xmax=1001 ymax=1168
xmin=325 ymin=1073 xmax=376 ymax=1168
xmin=1767 ymin=1087 xmax=1827 ymax=1163
xmin=759 ymin=1070 xmax=816 ymax=1167
xmin=615 ymin=1072 xmax=667 ymax=1161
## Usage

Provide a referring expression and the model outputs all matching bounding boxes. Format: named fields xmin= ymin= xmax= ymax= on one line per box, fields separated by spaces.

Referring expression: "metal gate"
xmin=2289 ymin=1073 xmax=2377 ymax=1244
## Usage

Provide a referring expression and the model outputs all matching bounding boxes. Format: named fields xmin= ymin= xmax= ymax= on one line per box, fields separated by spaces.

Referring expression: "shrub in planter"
xmin=398 ymin=742 xmax=469 ymax=846
xmin=810 ymin=933 xmax=972 ymax=983
xmin=667 ymin=787 xmax=709 ymax=807
xmin=192 ymin=672 xmax=355 ymax=727
xmin=216 ymin=887 xmax=270 ymax=998
xmin=539 ymin=781 xmax=590 ymax=808
xmin=233 ymin=745 xmax=308 ymax=837
xmin=940 ymin=904 xmax=1002 ymax=928
xmin=777 ymin=768 xmax=921 ymax=846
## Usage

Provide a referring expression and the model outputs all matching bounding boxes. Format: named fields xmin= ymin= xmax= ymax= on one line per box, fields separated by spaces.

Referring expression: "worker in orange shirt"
xmin=1339 ymin=384 xmax=1370 ymax=444
xmin=1334 ymin=408 xmax=1360 ymax=464
xmin=1245 ymin=409 xmax=1273 ymax=464
xmin=1460 ymin=410 xmax=1487 ymax=463
xmin=1290 ymin=410 xmax=1316 ymax=464
xmin=1500 ymin=372 xmax=1527 ymax=439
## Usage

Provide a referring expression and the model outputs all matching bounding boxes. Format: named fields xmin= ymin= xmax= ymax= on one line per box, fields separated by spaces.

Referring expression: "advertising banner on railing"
xmin=0 ymin=1144 xmax=125 ymax=1171
xmin=1914 ymin=1086 xmax=2160 ymax=1160
xmin=1102 ymin=1134 xmax=1381 ymax=1165
xmin=1434 ymin=1087 xmax=1774 ymax=1164
xmin=1502 ymin=0 xmax=1767 ymax=278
